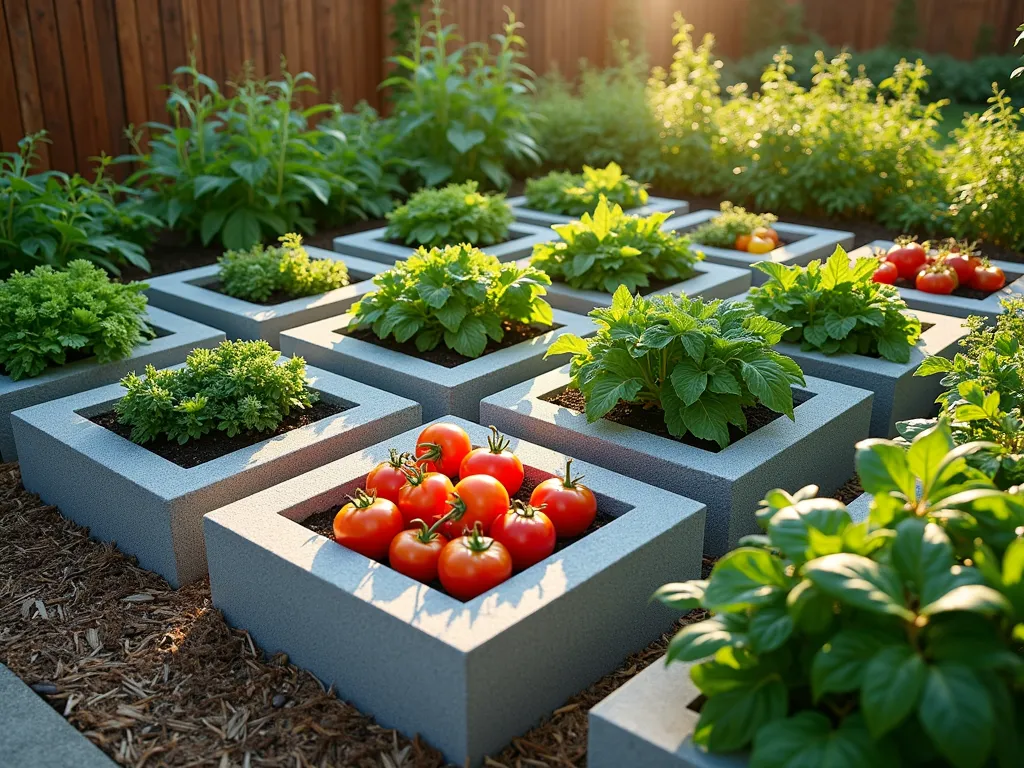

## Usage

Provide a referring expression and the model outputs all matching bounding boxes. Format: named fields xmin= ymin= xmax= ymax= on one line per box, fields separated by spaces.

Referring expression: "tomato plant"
xmin=971 ymin=263 xmax=1006 ymax=292
xmin=872 ymin=260 xmax=898 ymax=284
xmin=437 ymin=522 xmax=514 ymax=600
xmin=397 ymin=465 xmax=455 ymax=527
xmin=415 ymin=422 xmax=472 ymax=478
xmin=332 ymin=490 xmax=405 ymax=561
xmin=459 ymin=425 xmax=524 ymax=495
xmin=915 ymin=264 xmax=958 ymax=295
xmin=365 ymin=449 xmax=414 ymax=505
xmin=388 ymin=516 xmax=450 ymax=584
xmin=885 ymin=239 xmax=928 ymax=279
xmin=443 ymin=474 xmax=509 ymax=537
xmin=489 ymin=501 xmax=556 ymax=571
xmin=529 ymin=458 xmax=598 ymax=539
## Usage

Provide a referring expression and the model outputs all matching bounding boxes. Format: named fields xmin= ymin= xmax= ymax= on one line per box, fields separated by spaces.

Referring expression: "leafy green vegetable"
xmin=218 ymin=233 xmax=349 ymax=303
xmin=349 ymin=244 xmax=552 ymax=358
xmin=530 ymin=197 xmax=703 ymax=294
xmin=524 ymin=162 xmax=649 ymax=217
xmin=749 ymin=246 xmax=922 ymax=363
xmin=384 ymin=182 xmax=513 ymax=248
xmin=546 ymin=288 xmax=805 ymax=448
xmin=690 ymin=202 xmax=778 ymax=249
xmin=0 ymin=260 xmax=152 ymax=381
xmin=115 ymin=340 xmax=317 ymax=445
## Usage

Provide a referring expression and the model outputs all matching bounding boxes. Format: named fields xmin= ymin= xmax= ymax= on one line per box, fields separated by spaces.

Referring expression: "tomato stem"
xmin=463 ymin=521 xmax=494 ymax=552
xmin=411 ymin=510 xmax=455 ymax=543
xmin=510 ymin=499 xmax=543 ymax=519
xmin=347 ymin=488 xmax=377 ymax=508
xmin=485 ymin=425 xmax=512 ymax=454
xmin=416 ymin=441 xmax=444 ymax=464
xmin=400 ymin=463 xmax=429 ymax=486
xmin=560 ymin=457 xmax=585 ymax=489
xmin=387 ymin=448 xmax=414 ymax=470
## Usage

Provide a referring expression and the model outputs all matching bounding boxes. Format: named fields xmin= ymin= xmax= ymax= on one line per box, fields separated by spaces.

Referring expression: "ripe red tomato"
xmin=443 ymin=474 xmax=509 ymax=537
xmin=886 ymin=240 xmax=928 ymax=280
xmin=397 ymin=466 xmax=455 ymax=527
xmin=365 ymin=449 xmax=413 ymax=505
xmin=529 ymin=458 xmax=598 ymax=539
xmin=747 ymin=236 xmax=775 ymax=255
xmin=415 ymin=422 xmax=472 ymax=478
xmin=388 ymin=521 xmax=449 ymax=583
xmin=437 ymin=523 xmax=513 ymax=600
xmin=734 ymin=234 xmax=751 ymax=252
xmin=752 ymin=226 xmax=780 ymax=246
xmin=971 ymin=264 xmax=1006 ymax=293
xmin=458 ymin=425 xmax=524 ymax=495
xmin=490 ymin=501 xmax=557 ymax=571
xmin=915 ymin=265 xmax=958 ymax=295
xmin=332 ymin=490 xmax=405 ymax=561
xmin=943 ymin=253 xmax=981 ymax=286
xmin=872 ymin=261 xmax=899 ymax=284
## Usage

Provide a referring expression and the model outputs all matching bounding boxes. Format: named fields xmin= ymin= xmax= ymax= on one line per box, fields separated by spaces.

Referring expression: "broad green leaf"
xmin=751 ymin=712 xmax=884 ymax=768
xmin=856 ymin=438 xmax=915 ymax=497
xmin=740 ymin=358 xmax=796 ymax=417
xmin=694 ymin=679 xmax=788 ymax=753
xmin=670 ymin=359 xmax=708 ymax=406
xmin=585 ymin=376 xmax=643 ymax=420
xmin=446 ymin=125 xmax=486 ymax=154
xmin=811 ymin=628 xmax=897 ymax=700
xmin=914 ymin=356 xmax=954 ymax=377
xmin=222 ymin=208 xmax=262 ymax=250
xmin=748 ymin=603 xmax=793 ymax=653
xmin=545 ymin=333 xmax=589 ymax=358
xmin=681 ymin=396 xmax=731 ymax=448
xmin=445 ymin=316 xmax=488 ymax=358
xmin=907 ymin=421 xmax=955 ymax=491
xmin=651 ymin=580 xmax=707 ymax=611
xmin=703 ymin=548 xmax=791 ymax=612
xmin=666 ymin=617 xmax=742 ymax=663
xmin=891 ymin=518 xmax=956 ymax=605
xmin=920 ymin=584 xmax=1011 ymax=617
xmin=804 ymin=553 xmax=914 ymax=620
xmin=861 ymin=646 xmax=926 ymax=737
xmin=767 ymin=498 xmax=851 ymax=563
xmin=919 ymin=663 xmax=994 ymax=768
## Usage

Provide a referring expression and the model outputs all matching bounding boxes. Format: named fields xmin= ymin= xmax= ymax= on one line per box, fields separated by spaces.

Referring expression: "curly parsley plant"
xmin=524 ymin=162 xmax=649 ymax=217
xmin=218 ymin=234 xmax=350 ymax=303
xmin=384 ymin=181 xmax=513 ymax=248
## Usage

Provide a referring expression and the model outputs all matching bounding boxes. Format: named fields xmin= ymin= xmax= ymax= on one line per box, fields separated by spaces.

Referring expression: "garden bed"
xmin=331 ymin=221 xmax=553 ymax=264
xmin=506 ymin=194 xmax=690 ymax=227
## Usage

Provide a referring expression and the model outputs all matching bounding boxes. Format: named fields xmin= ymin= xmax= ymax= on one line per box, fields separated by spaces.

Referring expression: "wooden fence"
xmin=3 ymin=0 xmax=1023 ymax=175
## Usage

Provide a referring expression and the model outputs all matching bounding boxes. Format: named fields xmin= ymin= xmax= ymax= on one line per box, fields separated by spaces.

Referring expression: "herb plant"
xmin=654 ymin=422 xmax=1024 ymax=768
xmin=529 ymin=198 xmax=703 ymax=294
xmin=546 ymin=288 xmax=805 ymax=448
xmin=349 ymin=244 xmax=552 ymax=359
xmin=115 ymin=340 xmax=317 ymax=445
xmin=749 ymin=246 xmax=922 ymax=363
xmin=524 ymin=162 xmax=649 ymax=217
xmin=384 ymin=182 xmax=513 ymax=248
xmin=218 ymin=234 xmax=349 ymax=303
xmin=0 ymin=261 xmax=152 ymax=381
xmin=690 ymin=202 xmax=778 ymax=249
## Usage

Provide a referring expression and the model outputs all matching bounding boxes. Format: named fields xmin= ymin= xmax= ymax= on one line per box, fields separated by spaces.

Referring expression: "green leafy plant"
xmin=115 ymin=340 xmax=317 ymax=445
xmin=387 ymin=0 xmax=426 ymax=59
xmin=218 ymin=233 xmax=349 ymax=303
xmin=654 ymin=422 xmax=1024 ymax=767
xmin=749 ymin=246 xmax=922 ymax=363
xmin=690 ymin=202 xmax=777 ymax=249
xmin=0 ymin=260 xmax=152 ymax=381
xmin=349 ymin=244 xmax=552 ymax=358
xmin=530 ymin=197 xmax=702 ymax=294
xmin=1 ymin=132 xmax=158 ymax=276
xmin=524 ymin=162 xmax=649 ymax=217
xmin=888 ymin=0 xmax=920 ymax=48
xmin=545 ymin=288 xmax=805 ymax=448
xmin=384 ymin=181 xmax=513 ymax=247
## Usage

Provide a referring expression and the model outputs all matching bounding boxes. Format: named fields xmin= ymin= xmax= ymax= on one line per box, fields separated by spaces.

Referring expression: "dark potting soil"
xmin=89 ymin=399 xmax=346 ymax=469
xmin=544 ymin=386 xmax=814 ymax=454
xmin=339 ymin=321 xmax=559 ymax=368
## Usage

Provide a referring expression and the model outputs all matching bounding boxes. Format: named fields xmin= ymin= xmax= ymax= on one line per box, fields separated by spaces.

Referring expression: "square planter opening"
xmin=11 ymin=361 xmax=421 ymax=587
xmin=481 ymin=367 xmax=872 ymax=556
xmin=280 ymin=308 xmax=594 ymax=421
xmin=0 ymin=307 xmax=224 ymax=462
xmin=506 ymin=194 xmax=690 ymax=228
xmin=661 ymin=210 xmax=855 ymax=285
xmin=849 ymin=240 xmax=1024 ymax=320
xmin=144 ymin=247 xmax=386 ymax=348
xmin=204 ymin=417 xmax=706 ymax=767
xmin=331 ymin=221 xmax=553 ymax=264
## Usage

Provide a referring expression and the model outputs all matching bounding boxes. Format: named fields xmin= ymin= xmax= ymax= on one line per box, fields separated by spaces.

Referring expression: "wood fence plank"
xmin=136 ymin=0 xmax=168 ymax=125
xmin=198 ymin=0 xmax=223 ymax=82
xmin=0 ymin=3 xmax=26 ymax=151
xmin=113 ymin=0 xmax=147 ymax=145
xmin=180 ymin=0 xmax=202 ymax=69
xmin=159 ymin=0 xmax=186 ymax=74
xmin=219 ymin=0 xmax=244 ymax=82
xmin=27 ymin=0 xmax=75 ymax=171
xmin=262 ymin=0 xmax=282 ymax=73
xmin=7 ymin=0 xmax=51 ymax=166
xmin=82 ymin=0 xmax=122 ymax=160
xmin=54 ymin=0 xmax=99 ymax=172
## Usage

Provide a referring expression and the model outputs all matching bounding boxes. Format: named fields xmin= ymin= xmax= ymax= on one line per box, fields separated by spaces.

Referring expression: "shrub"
xmin=218 ymin=233 xmax=349 ymax=303
xmin=0 ymin=132 xmax=158 ymax=277
xmin=384 ymin=182 xmax=513 ymax=247
xmin=749 ymin=246 xmax=922 ymax=363
xmin=653 ymin=422 xmax=1024 ymax=767
xmin=530 ymin=198 xmax=702 ymax=294
xmin=524 ymin=162 xmax=648 ymax=217
xmin=690 ymin=202 xmax=777 ymax=249
xmin=0 ymin=260 xmax=152 ymax=381
xmin=115 ymin=340 xmax=317 ymax=445
xmin=545 ymin=288 xmax=805 ymax=448
xmin=349 ymin=244 xmax=552 ymax=358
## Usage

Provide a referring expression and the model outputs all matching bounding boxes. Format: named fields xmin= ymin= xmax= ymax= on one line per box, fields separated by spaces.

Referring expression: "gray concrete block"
xmin=331 ymin=222 xmax=553 ymax=263
xmin=848 ymin=241 xmax=1024 ymax=320
xmin=204 ymin=416 xmax=707 ymax=768
xmin=847 ymin=492 xmax=872 ymax=523
xmin=0 ymin=307 xmax=224 ymax=462
xmin=506 ymin=194 xmax=690 ymax=228
xmin=280 ymin=308 xmax=595 ymax=422
xmin=662 ymin=210 xmax=855 ymax=286
xmin=12 ymin=361 xmax=421 ymax=587
xmin=481 ymin=367 xmax=872 ymax=556
xmin=144 ymin=247 xmax=386 ymax=348
xmin=0 ymin=664 xmax=117 ymax=768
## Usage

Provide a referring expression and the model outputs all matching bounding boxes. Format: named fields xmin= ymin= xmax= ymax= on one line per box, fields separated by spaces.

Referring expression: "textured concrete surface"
xmin=12 ymin=361 xmax=420 ymax=587
xmin=205 ymin=417 xmax=706 ymax=767
xmin=332 ymin=222 xmax=553 ymax=264
xmin=144 ymin=247 xmax=385 ymax=348
xmin=847 ymin=493 xmax=872 ymax=523
xmin=662 ymin=210 xmax=855 ymax=286
xmin=0 ymin=664 xmax=117 ymax=768
xmin=849 ymin=241 xmax=1024 ymax=320
xmin=506 ymin=194 xmax=690 ymax=228
xmin=280 ymin=308 xmax=595 ymax=422
xmin=0 ymin=307 xmax=224 ymax=461
xmin=481 ymin=367 xmax=872 ymax=556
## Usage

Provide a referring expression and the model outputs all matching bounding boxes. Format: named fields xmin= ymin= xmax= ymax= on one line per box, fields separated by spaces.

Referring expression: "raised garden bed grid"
xmin=280 ymin=308 xmax=594 ymax=421
xmin=506 ymin=194 xmax=690 ymax=228
xmin=0 ymin=307 xmax=224 ymax=462
xmin=143 ymin=247 xmax=385 ymax=348
xmin=332 ymin=221 xmax=552 ymax=264
xmin=480 ymin=367 xmax=872 ymax=556
xmin=204 ymin=416 xmax=706 ymax=767
xmin=11 ymin=361 xmax=421 ymax=587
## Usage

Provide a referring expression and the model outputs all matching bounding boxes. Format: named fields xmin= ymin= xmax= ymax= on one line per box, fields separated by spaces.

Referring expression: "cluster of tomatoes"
xmin=734 ymin=225 xmax=780 ymax=255
xmin=872 ymin=239 xmax=1005 ymax=296
xmin=331 ymin=423 xmax=598 ymax=601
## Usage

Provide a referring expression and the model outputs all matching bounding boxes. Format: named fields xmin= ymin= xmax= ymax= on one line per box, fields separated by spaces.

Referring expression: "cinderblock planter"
xmin=849 ymin=241 xmax=1024 ymax=320
xmin=662 ymin=210 xmax=855 ymax=286
xmin=280 ymin=309 xmax=594 ymax=421
xmin=204 ymin=417 xmax=706 ymax=768
xmin=481 ymin=367 xmax=872 ymax=555
xmin=847 ymin=493 xmax=871 ymax=523
xmin=332 ymin=221 xmax=552 ymax=264
xmin=144 ymin=247 xmax=385 ymax=347
xmin=507 ymin=194 xmax=690 ymax=228
xmin=12 ymin=363 xmax=420 ymax=587
xmin=0 ymin=307 xmax=224 ymax=461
